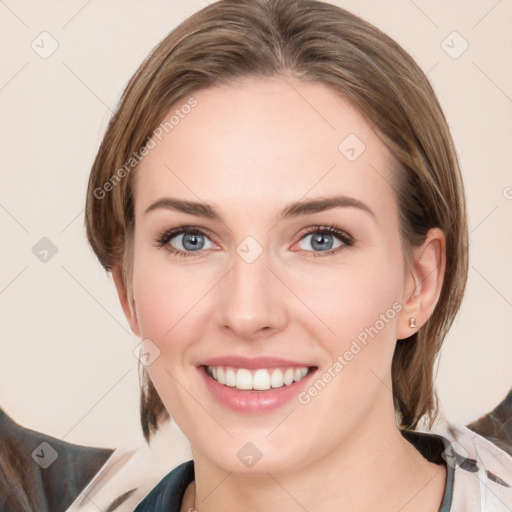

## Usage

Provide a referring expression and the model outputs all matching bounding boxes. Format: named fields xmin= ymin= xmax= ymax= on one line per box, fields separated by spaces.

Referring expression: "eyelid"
xmin=154 ymin=226 xmax=219 ymax=253
xmin=293 ymin=225 xmax=354 ymax=255
xmin=296 ymin=224 xmax=353 ymax=243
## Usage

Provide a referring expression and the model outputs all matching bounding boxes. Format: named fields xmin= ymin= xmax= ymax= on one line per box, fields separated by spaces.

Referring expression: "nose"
xmin=214 ymin=245 xmax=288 ymax=341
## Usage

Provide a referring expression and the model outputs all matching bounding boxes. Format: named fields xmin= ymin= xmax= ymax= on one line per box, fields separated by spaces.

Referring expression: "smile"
xmin=199 ymin=363 xmax=318 ymax=413
xmin=206 ymin=365 xmax=311 ymax=390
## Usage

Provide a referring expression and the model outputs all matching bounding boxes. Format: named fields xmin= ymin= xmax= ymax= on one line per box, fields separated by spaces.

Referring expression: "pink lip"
xmin=197 ymin=355 xmax=314 ymax=369
xmin=198 ymin=363 xmax=317 ymax=414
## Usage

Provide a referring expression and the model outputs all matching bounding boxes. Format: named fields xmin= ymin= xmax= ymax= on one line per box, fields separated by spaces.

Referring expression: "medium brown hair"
xmin=85 ymin=0 xmax=468 ymax=442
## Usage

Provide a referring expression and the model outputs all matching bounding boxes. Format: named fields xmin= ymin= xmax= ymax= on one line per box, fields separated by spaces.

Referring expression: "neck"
xmin=183 ymin=407 xmax=446 ymax=512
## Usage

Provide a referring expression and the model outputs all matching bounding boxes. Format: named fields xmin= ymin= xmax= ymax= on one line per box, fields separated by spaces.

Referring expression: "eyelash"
xmin=154 ymin=224 xmax=355 ymax=258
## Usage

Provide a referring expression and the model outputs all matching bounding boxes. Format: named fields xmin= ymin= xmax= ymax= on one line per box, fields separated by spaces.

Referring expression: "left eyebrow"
xmin=144 ymin=194 xmax=376 ymax=222
xmin=281 ymin=195 xmax=376 ymax=221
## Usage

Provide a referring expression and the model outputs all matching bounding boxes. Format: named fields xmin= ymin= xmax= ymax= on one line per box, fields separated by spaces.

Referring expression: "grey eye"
xmin=170 ymin=232 xmax=214 ymax=252
xmin=298 ymin=232 xmax=343 ymax=252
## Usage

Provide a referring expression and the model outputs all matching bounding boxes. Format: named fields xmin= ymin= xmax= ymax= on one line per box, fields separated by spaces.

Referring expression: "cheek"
xmin=130 ymin=259 xmax=207 ymax=412
xmin=290 ymin=260 xmax=404 ymax=430
xmin=133 ymin=263 xmax=205 ymax=343
xmin=294 ymin=252 xmax=404 ymax=354
xmin=130 ymin=243 xmax=221 ymax=366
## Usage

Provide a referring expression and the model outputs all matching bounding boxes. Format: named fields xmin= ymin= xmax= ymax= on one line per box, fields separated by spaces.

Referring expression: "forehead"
xmin=133 ymin=76 xmax=397 ymax=222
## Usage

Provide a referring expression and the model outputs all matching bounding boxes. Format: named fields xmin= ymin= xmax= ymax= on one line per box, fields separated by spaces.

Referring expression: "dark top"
xmin=134 ymin=430 xmax=455 ymax=511
xmin=0 ymin=408 xmax=113 ymax=512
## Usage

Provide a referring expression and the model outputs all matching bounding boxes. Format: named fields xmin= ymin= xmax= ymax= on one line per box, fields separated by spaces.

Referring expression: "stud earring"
xmin=409 ymin=317 xmax=416 ymax=328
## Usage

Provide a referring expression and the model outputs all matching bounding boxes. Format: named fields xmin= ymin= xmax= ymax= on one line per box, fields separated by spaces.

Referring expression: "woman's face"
xmin=126 ymin=76 xmax=419 ymax=473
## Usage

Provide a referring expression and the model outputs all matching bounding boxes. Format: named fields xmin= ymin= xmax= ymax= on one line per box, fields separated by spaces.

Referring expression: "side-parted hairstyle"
xmin=85 ymin=0 xmax=468 ymax=442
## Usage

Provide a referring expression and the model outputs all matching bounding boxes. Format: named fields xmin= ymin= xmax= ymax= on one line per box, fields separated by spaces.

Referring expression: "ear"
xmin=397 ymin=227 xmax=446 ymax=340
xmin=112 ymin=261 xmax=141 ymax=337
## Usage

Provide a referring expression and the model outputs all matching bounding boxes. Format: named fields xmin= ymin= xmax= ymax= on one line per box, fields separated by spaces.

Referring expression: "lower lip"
xmin=199 ymin=366 xmax=316 ymax=413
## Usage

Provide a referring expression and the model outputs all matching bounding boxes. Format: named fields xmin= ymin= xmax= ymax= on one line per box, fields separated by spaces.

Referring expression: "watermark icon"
xmin=441 ymin=441 xmax=469 ymax=469
xmin=441 ymin=31 xmax=469 ymax=59
xmin=133 ymin=338 xmax=160 ymax=366
xmin=32 ymin=237 xmax=58 ymax=263
xmin=237 ymin=442 xmax=263 ymax=468
xmin=236 ymin=236 xmax=264 ymax=264
xmin=338 ymin=133 xmax=366 ymax=162
xmin=31 ymin=31 xmax=59 ymax=59
xmin=32 ymin=442 xmax=58 ymax=469
xmin=93 ymin=97 xmax=198 ymax=200
xmin=297 ymin=301 xmax=403 ymax=404
xmin=503 ymin=186 xmax=512 ymax=200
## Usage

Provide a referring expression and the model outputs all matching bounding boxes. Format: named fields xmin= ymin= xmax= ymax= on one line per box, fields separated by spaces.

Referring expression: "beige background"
xmin=1 ymin=0 xmax=511 ymax=449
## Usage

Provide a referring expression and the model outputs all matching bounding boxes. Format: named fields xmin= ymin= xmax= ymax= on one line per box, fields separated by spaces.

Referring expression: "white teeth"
xmin=236 ymin=369 xmax=253 ymax=390
xmin=206 ymin=365 xmax=310 ymax=390
xmin=283 ymin=368 xmax=294 ymax=385
xmin=253 ymin=369 xmax=271 ymax=390
xmin=270 ymin=369 xmax=284 ymax=388
xmin=225 ymin=367 xmax=236 ymax=387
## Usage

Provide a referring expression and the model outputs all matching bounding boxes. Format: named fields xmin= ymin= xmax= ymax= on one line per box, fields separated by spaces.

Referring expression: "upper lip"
xmin=197 ymin=356 xmax=316 ymax=369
